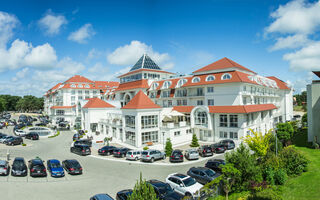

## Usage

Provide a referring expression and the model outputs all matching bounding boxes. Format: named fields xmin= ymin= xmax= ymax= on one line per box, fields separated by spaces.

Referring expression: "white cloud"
xmin=107 ymin=40 xmax=173 ymax=68
xmin=68 ymin=23 xmax=95 ymax=44
xmin=87 ymin=48 xmax=103 ymax=60
xmin=0 ymin=11 xmax=19 ymax=48
xmin=38 ymin=12 xmax=67 ymax=35
xmin=283 ymin=41 xmax=320 ymax=71
xmin=266 ymin=0 xmax=320 ymax=35
xmin=24 ymin=43 xmax=57 ymax=68
xmin=12 ymin=67 xmax=29 ymax=81
xmin=269 ymin=34 xmax=310 ymax=51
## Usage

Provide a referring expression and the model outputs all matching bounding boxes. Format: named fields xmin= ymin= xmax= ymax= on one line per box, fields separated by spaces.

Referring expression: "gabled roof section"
xmin=122 ymin=90 xmax=161 ymax=109
xmin=130 ymin=54 xmax=161 ymax=72
xmin=193 ymin=57 xmax=256 ymax=74
xmin=208 ymin=104 xmax=277 ymax=114
xmin=50 ymin=105 xmax=76 ymax=109
xmin=115 ymin=79 xmax=150 ymax=91
xmin=65 ymin=75 xmax=93 ymax=83
xmin=266 ymin=76 xmax=291 ymax=90
xmin=83 ymin=98 xmax=115 ymax=109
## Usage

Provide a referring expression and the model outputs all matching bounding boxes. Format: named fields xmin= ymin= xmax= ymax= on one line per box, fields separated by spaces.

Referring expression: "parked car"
xmin=126 ymin=150 xmax=142 ymax=161
xmin=74 ymin=139 xmax=92 ymax=147
xmin=116 ymin=189 xmax=133 ymax=200
xmin=73 ymin=133 xmax=80 ymax=141
xmin=11 ymin=157 xmax=27 ymax=176
xmin=14 ymin=129 xmax=26 ymax=136
xmin=47 ymin=159 xmax=65 ymax=177
xmin=113 ymin=148 xmax=131 ymax=158
xmin=141 ymin=150 xmax=166 ymax=163
xmin=187 ymin=167 xmax=220 ymax=185
xmin=184 ymin=149 xmax=199 ymax=160
xmin=169 ymin=150 xmax=184 ymax=163
xmin=210 ymin=143 xmax=226 ymax=154
xmin=0 ymin=160 xmax=10 ymax=176
xmin=0 ymin=135 xmax=13 ymax=143
xmin=25 ymin=132 xmax=39 ymax=140
xmin=28 ymin=158 xmax=47 ymax=177
xmin=166 ymin=173 xmax=203 ymax=198
xmin=35 ymin=122 xmax=47 ymax=126
xmin=0 ymin=133 xmax=7 ymax=141
xmin=90 ymin=194 xmax=114 ymax=200
xmin=205 ymin=159 xmax=226 ymax=173
xmin=218 ymin=139 xmax=235 ymax=150
xmin=62 ymin=159 xmax=82 ymax=175
xmin=98 ymin=146 xmax=117 ymax=156
xmin=198 ymin=145 xmax=213 ymax=157
xmin=70 ymin=144 xmax=91 ymax=156
xmin=147 ymin=179 xmax=184 ymax=200
xmin=26 ymin=121 xmax=32 ymax=126
xmin=5 ymin=136 xmax=23 ymax=146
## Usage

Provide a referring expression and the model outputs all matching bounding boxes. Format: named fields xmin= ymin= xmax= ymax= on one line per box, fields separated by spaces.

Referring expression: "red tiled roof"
xmin=173 ymin=106 xmax=195 ymax=113
xmin=83 ymin=98 xmax=115 ymax=108
xmin=50 ymin=105 xmax=76 ymax=109
xmin=193 ymin=57 xmax=256 ymax=74
xmin=118 ymin=68 xmax=174 ymax=78
xmin=122 ymin=90 xmax=161 ymax=109
xmin=267 ymin=76 xmax=291 ymax=90
xmin=65 ymin=75 xmax=93 ymax=83
xmin=154 ymin=78 xmax=180 ymax=90
xmin=115 ymin=79 xmax=149 ymax=91
xmin=208 ymin=104 xmax=277 ymax=114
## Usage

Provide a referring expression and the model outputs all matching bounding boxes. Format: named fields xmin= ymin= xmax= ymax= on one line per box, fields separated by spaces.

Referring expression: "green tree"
xmin=0 ymin=98 xmax=6 ymax=112
xmin=128 ymin=173 xmax=159 ymax=200
xmin=190 ymin=133 xmax=199 ymax=147
xmin=219 ymin=164 xmax=241 ymax=200
xmin=243 ymin=129 xmax=272 ymax=157
xmin=302 ymin=113 xmax=307 ymax=126
xmin=276 ymin=122 xmax=294 ymax=146
xmin=164 ymin=138 xmax=173 ymax=156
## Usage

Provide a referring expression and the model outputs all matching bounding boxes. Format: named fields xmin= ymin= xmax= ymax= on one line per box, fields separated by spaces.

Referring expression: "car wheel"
xmin=135 ymin=157 xmax=138 ymax=161
xmin=185 ymin=192 xmax=192 ymax=199
xmin=150 ymin=157 xmax=154 ymax=163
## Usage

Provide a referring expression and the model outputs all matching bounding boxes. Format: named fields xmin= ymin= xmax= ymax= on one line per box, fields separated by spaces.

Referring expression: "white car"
xmin=166 ymin=173 xmax=203 ymax=198
xmin=14 ymin=129 xmax=26 ymax=136
xmin=126 ymin=150 xmax=142 ymax=161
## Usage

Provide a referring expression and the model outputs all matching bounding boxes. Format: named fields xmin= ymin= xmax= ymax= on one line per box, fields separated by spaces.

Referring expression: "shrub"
xmin=190 ymin=133 xmax=199 ymax=147
xmin=279 ymin=146 xmax=308 ymax=176
xmin=313 ymin=143 xmax=319 ymax=149
xmin=268 ymin=134 xmax=283 ymax=154
xmin=274 ymin=169 xmax=287 ymax=185
xmin=276 ymin=122 xmax=294 ymax=146
xmin=128 ymin=173 xmax=159 ymax=200
xmin=243 ymin=129 xmax=272 ymax=157
xmin=164 ymin=138 xmax=173 ymax=156
xmin=48 ymin=131 xmax=60 ymax=138
xmin=263 ymin=167 xmax=275 ymax=185
xmin=248 ymin=187 xmax=283 ymax=200
xmin=22 ymin=143 xmax=26 ymax=146
xmin=143 ymin=146 xmax=149 ymax=150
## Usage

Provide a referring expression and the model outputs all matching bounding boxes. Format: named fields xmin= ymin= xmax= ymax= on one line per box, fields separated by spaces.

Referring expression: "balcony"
xmin=188 ymin=93 xmax=204 ymax=97
xmin=162 ymin=121 xmax=189 ymax=129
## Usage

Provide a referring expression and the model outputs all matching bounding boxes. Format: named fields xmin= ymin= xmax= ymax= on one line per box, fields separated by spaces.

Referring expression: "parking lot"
xmin=0 ymin=116 xmax=226 ymax=200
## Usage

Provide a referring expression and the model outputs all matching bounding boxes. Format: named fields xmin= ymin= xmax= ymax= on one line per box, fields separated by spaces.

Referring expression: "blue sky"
xmin=0 ymin=0 xmax=319 ymax=96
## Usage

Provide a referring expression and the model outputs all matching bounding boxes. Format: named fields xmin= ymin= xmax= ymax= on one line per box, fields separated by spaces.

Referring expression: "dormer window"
xmin=85 ymin=84 xmax=90 ymax=88
xmin=78 ymin=84 xmax=83 ymax=88
xmin=176 ymin=79 xmax=187 ymax=88
xmin=192 ymin=77 xmax=200 ymax=83
xmin=162 ymin=81 xmax=172 ymax=89
xmin=221 ymin=73 xmax=231 ymax=80
xmin=71 ymin=84 xmax=76 ymax=88
xmin=151 ymin=82 xmax=159 ymax=90
xmin=206 ymin=75 xmax=215 ymax=82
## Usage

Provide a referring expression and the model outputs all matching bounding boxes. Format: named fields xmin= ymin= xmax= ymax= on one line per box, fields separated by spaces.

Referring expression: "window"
xmin=78 ymin=84 xmax=83 ymax=88
xmin=71 ymin=84 xmax=76 ymax=88
xmin=125 ymin=116 xmax=135 ymax=128
xmin=85 ymin=96 xmax=90 ymax=99
xmin=243 ymin=86 xmax=246 ymax=91
xmin=162 ymin=81 xmax=172 ymax=89
xmin=186 ymin=129 xmax=192 ymax=134
xmin=176 ymin=89 xmax=187 ymax=97
xmin=174 ymin=131 xmax=181 ymax=136
xmin=168 ymin=100 xmax=173 ymax=107
xmin=163 ymin=100 xmax=168 ymax=107
xmin=251 ymin=113 xmax=254 ymax=121
xmin=71 ymin=90 xmax=75 ymax=95
xmin=197 ymin=88 xmax=204 ymax=96
xmin=229 ymin=132 xmax=238 ymax=139
xmin=85 ymin=90 xmax=89 ymax=95
xmin=243 ymin=97 xmax=247 ymax=105
xmin=219 ymin=131 xmax=228 ymax=138
xmin=142 ymin=131 xmax=158 ymax=144
xmin=71 ymin=96 xmax=75 ymax=101
xmin=195 ymin=109 xmax=208 ymax=127
xmin=220 ymin=115 xmax=228 ymax=127
xmin=56 ymin=110 xmax=65 ymax=115
xmin=141 ymin=115 xmax=158 ymax=129
xmin=150 ymin=92 xmax=155 ymax=98
xmin=177 ymin=100 xmax=182 ymax=106
xmin=208 ymin=99 xmax=214 ymax=106
xmin=125 ymin=131 xmax=135 ymax=146
xmin=177 ymin=79 xmax=187 ymax=87
xmin=93 ymin=90 xmax=97 ymax=94
xmin=78 ymin=96 xmax=83 ymax=100
xmin=192 ymin=77 xmax=200 ymax=83
xmin=161 ymin=90 xmax=170 ymax=98
xmin=151 ymin=83 xmax=159 ymax=90
xmin=207 ymin=87 xmax=214 ymax=93
xmin=222 ymin=73 xmax=232 ymax=80
xmin=197 ymin=100 xmax=203 ymax=105
xmin=247 ymin=114 xmax=250 ymax=125
xmin=85 ymin=84 xmax=90 ymax=88
xmin=206 ymin=75 xmax=215 ymax=81
xmin=183 ymin=99 xmax=188 ymax=105
xmin=78 ymin=90 xmax=82 ymax=94
xmin=229 ymin=115 xmax=238 ymax=127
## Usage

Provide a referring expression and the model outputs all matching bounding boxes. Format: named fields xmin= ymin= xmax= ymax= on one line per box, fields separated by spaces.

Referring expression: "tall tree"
xmin=243 ymin=129 xmax=272 ymax=157
xmin=128 ymin=173 xmax=159 ymax=200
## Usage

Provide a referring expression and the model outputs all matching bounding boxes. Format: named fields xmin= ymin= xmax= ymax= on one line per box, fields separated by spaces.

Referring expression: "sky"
xmin=0 ymin=0 xmax=319 ymax=97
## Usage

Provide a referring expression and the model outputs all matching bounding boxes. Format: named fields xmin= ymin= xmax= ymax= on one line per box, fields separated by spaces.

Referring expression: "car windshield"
xmin=13 ymin=161 xmax=24 ymax=167
xmin=50 ymin=163 xmax=61 ymax=168
xmin=158 ymin=183 xmax=173 ymax=194
xmin=142 ymin=152 xmax=148 ymax=155
xmin=70 ymin=161 xmax=81 ymax=168
xmin=183 ymin=177 xmax=197 ymax=187
xmin=127 ymin=152 xmax=132 ymax=155
xmin=190 ymin=150 xmax=197 ymax=154
xmin=205 ymin=169 xmax=216 ymax=177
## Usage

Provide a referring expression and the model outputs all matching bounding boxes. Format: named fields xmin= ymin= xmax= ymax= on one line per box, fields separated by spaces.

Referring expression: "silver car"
xmin=126 ymin=150 xmax=142 ymax=161
xmin=0 ymin=160 xmax=10 ymax=176
xmin=185 ymin=149 xmax=199 ymax=160
xmin=0 ymin=136 xmax=13 ymax=143
xmin=141 ymin=149 xmax=166 ymax=163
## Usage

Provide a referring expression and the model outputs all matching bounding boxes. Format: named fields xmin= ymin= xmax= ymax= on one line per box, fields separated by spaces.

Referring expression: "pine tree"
xmin=190 ymin=133 xmax=200 ymax=147
xmin=165 ymin=138 xmax=173 ymax=156
xmin=128 ymin=173 xmax=159 ymax=200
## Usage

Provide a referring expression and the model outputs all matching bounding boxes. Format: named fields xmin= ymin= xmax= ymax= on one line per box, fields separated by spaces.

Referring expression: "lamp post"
xmin=273 ymin=122 xmax=278 ymax=156
xmin=162 ymin=131 xmax=165 ymax=150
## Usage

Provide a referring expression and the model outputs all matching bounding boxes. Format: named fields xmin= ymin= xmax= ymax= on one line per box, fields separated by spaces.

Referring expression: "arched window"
xmin=85 ymin=84 xmax=90 ymax=88
xmin=192 ymin=77 xmax=200 ymax=83
xmin=221 ymin=73 xmax=231 ymax=80
xmin=206 ymin=75 xmax=215 ymax=82
xmin=194 ymin=108 xmax=208 ymax=128
xmin=162 ymin=81 xmax=172 ymax=89
xmin=177 ymin=79 xmax=187 ymax=88
xmin=151 ymin=82 xmax=159 ymax=90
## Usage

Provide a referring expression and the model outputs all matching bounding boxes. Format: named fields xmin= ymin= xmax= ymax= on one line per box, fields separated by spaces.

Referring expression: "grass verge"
xmin=48 ymin=131 xmax=60 ymax=138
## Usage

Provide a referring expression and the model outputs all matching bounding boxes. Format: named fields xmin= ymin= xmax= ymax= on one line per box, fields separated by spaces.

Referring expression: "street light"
xmin=273 ymin=122 xmax=278 ymax=156
xmin=162 ymin=131 xmax=165 ymax=150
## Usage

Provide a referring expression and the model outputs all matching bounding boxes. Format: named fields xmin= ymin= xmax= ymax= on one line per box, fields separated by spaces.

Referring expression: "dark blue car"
xmin=47 ymin=159 xmax=65 ymax=177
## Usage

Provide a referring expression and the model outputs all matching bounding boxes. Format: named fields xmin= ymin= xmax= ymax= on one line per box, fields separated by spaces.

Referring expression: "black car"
xmin=113 ymin=148 xmax=131 ymax=158
xmin=25 ymin=132 xmax=39 ymax=140
xmin=28 ymin=158 xmax=47 ymax=177
xmin=62 ymin=159 xmax=82 ymax=175
xmin=36 ymin=122 xmax=47 ymax=126
xmin=74 ymin=139 xmax=92 ymax=147
xmin=70 ymin=144 xmax=91 ymax=156
xmin=5 ymin=137 xmax=23 ymax=145
xmin=11 ymin=157 xmax=28 ymax=176
xmin=116 ymin=189 xmax=133 ymax=200
xmin=198 ymin=145 xmax=213 ymax=157
xmin=169 ymin=150 xmax=184 ymax=163
xmin=90 ymin=194 xmax=114 ymax=200
xmin=98 ymin=146 xmax=117 ymax=156
xmin=73 ymin=133 xmax=80 ymax=141
xmin=205 ymin=159 xmax=226 ymax=173
xmin=187 ymin=167 xmax=220 ymax=185
xmin=26 ymin=121 xmax=32 ymax=126
xmin=147 ymin=179 xmax=184 ymax=200
xmin=210 ymin=143 xmax=226 ymax=154
xmin=219 ymin=139 xmax=235 ymax=150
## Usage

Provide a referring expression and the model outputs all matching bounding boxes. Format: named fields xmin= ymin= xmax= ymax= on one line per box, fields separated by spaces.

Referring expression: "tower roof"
xmin=130 ymin=54 xmax=161 ymax=72
xmin=65 ymin=75 xmax=93 ymax=83
xmin=122 ymin=90 xmax=161 ymax=109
